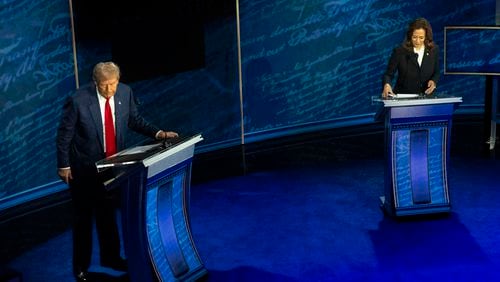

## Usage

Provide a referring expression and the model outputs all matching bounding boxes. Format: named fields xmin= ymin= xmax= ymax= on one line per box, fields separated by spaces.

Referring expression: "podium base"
xmin=379 ymin=196 xmax=450 ymax=217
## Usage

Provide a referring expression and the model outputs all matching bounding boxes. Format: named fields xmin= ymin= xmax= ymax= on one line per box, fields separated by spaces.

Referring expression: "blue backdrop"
xmin=445 ymin=27 xmax=500 ymax=75
xmin=0 ymin=0 xmax=75 ymax=201
xmin=0 ymin=0 xmax=496 ymax=203
xmin=240 ymin=0 xmax=496 ymax=138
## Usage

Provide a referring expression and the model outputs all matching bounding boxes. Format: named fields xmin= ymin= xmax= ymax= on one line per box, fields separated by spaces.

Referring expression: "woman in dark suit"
xmin=382 ymin=18 xmax=440 ymax=97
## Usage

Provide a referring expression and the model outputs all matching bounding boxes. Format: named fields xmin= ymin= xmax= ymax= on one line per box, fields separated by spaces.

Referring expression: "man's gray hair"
xmin=93 ymin=61 xmax=121 ymax=83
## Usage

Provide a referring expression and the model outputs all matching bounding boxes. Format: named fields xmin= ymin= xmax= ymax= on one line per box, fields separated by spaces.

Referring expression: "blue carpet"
xmin=5 ymin=156 xmax=500 ymax=281
xmin=188 ymin=157 xmax=500 ymax=282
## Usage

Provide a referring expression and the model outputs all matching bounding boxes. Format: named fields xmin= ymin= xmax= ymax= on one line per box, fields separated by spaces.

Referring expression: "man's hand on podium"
xmin=382 ymin=83 xmax=394 ymax=98
xmin=156 ymin=130 xmax=179 ymax=140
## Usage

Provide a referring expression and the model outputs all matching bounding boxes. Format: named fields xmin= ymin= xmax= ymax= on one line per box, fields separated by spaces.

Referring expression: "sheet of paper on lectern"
xmin=117 ymin=144 xmax=161 ymax=156
xmin=391 ymin=93 xmax=420 ymax=99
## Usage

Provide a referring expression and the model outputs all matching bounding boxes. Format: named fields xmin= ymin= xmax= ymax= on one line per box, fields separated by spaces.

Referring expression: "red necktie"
xmin=104 ymin=97 xmax=116 ymax=157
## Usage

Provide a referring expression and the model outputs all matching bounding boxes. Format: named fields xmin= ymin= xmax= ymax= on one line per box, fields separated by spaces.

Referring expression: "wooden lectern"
xmin=375 ymin=96 xmax=462 ymax=216
xmin=96 ymin=134 xmax=207 ymax=281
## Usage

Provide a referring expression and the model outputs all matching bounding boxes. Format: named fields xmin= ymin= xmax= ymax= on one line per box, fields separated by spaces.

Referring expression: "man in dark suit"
xmin=382 ymin=18 xmax=440 ymax=97
xmin=56 ymin=62 xmax=178 ymax=282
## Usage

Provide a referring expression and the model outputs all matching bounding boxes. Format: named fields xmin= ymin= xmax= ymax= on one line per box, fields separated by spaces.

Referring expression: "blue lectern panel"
xmin=157 ymin=176 xmax=190 ymax=277
xmin=170 ymin=173 xmax=202 ymax=270
xmin=409 ymin=130 xmax=431 ymax=204
xmin=146 ymin=184 xmax=177 ymax=279
xmin=393 ymin=130 xmax=412 ymax=207
xmin=392 ymin=125 xmax=448 ymax=208
xmin=428 ymin=128 xmax=448 ymax=204
xmin=145 ymin=162 xmax=204 ymax=281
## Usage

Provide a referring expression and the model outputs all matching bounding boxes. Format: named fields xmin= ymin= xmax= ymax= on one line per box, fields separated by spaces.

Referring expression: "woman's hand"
xmin=382 ymin=84 xmax=393 ymax=98
xmin=425 ymin=80 xmax=436 ymax=95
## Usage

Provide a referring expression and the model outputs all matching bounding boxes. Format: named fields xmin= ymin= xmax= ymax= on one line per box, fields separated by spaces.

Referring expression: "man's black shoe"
xmin=101 ymin=258 xmax=128 ymax=272
xmin=75 ymin=270 xmax=89 ymax=282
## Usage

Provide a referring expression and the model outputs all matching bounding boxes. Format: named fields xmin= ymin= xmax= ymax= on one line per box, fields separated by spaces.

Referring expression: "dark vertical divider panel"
xmin=239 ymin=0 xmax=496 ymax=138
xmin=0 ymin=0 xmax=75 ymax=200
xmin=122 ymin=1 xmax=242 ymax=150
xmin=73 ymin=0 xmax=205 ymax=83
xmin=111 ymin=1 xmax=205 ymax=82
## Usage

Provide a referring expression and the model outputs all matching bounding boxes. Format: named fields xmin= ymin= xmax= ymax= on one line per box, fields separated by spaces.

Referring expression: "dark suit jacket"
xmin=383 ymin=45 xmax=440 ymax=94
xmin=56 ymin=82 xmax=159 ymax=178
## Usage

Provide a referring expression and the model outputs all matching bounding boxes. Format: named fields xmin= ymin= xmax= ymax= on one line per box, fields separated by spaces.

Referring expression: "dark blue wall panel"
xmin=123 ymin=16 xmax=242 ymax=150
xmin=0 ymin=0 xmax=75 ymax=200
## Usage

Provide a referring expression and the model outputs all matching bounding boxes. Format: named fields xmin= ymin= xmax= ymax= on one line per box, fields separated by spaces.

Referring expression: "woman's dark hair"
xmin=402 ymin=18 xmax=435 ymax=51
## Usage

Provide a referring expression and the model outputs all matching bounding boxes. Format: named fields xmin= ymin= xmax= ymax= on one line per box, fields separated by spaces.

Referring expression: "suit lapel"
xmin=114 ymin=91 xmax=124 ymax=150
xmin=408 ymin=49 xmax=420 ymax=68
xmin=421 ymin=49 xmax=431 ymax=71
xmin=88 ymin=91 xmax=104 ymax=152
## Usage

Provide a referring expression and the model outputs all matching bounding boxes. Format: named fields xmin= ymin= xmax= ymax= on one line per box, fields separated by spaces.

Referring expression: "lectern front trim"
xmin=143 ymin=135 xmax=203 ymax=168
xmin=382 ymin=97 xmax=462 ymax=107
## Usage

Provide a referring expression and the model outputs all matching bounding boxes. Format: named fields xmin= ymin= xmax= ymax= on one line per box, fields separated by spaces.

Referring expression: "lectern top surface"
xmin=381 ymin=95 xmax=462 ymax=107
xmin=95 ymin=133 xmax=202 ymax=170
